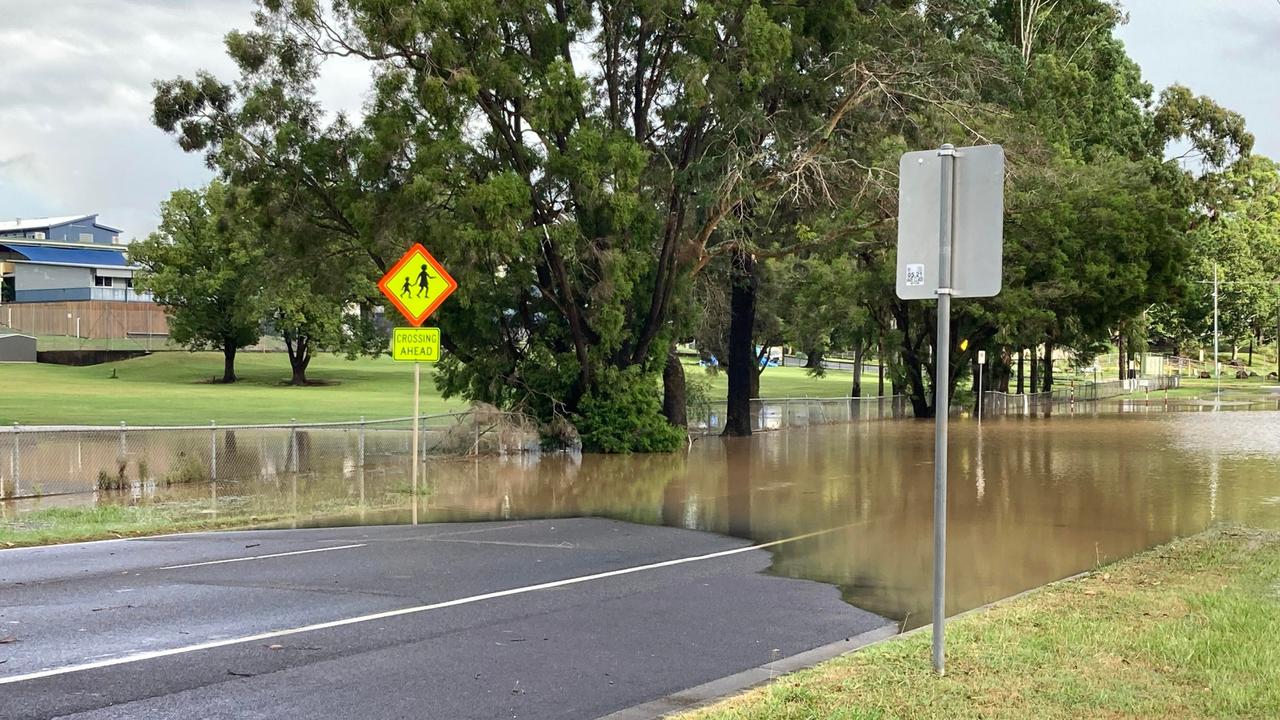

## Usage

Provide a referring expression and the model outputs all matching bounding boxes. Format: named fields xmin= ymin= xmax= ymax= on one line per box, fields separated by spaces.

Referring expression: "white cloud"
xmin=1116 ymin=0 xmax=1280 ymax=160
xmin=0 ymin=0 xmax=369 ymax=239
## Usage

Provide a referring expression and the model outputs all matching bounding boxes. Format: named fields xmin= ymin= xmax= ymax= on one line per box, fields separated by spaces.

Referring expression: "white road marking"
xmin=422 ymin=538 xmax=576 ymax=549
xmin=0 ymin=526 xmax=841 ymax=685
xmin=159 ymin=544 xmax=367 ymax=570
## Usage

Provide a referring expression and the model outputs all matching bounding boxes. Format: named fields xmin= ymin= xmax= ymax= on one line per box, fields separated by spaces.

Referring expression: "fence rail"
xmin=981 ymin=375 xmax=1181 ymax=417
xmin=690 ymin=395 xmax=910 ymax=437
xmin=1 ymin=410 xmax=537 ymax=500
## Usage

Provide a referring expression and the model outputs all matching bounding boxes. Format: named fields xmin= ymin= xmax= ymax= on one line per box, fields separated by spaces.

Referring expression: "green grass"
xmin=0 ymin=503 xmax=290 ymax=547
xmin=0 ymin=353 xmax=886 ymax=426
xmin=0 ymin=352 xmax=465 ymax=425
xmin=681 ymin=528 xmax=1280 ymax=720
xmin=1160 ymin=375 xmax=1280 ymax=400
xmin=688 ymin=361 xmax=886 ymax=400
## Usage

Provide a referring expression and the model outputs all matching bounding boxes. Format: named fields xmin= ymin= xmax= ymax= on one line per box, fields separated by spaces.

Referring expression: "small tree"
xmin=262 ymin=275 xmax=346 ymax=387
xmin=131 ymin=182 xmax=264 ymax=383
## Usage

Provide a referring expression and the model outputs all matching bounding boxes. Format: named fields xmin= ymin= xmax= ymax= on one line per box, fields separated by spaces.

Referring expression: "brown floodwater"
xmin=7 ymin=410 xmax=1280 ymax=626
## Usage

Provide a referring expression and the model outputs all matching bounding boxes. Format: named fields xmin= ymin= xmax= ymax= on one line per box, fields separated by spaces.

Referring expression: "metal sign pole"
xmin=1213 ymin=263 xmax=1220 ymax=398
xmin=411 ymin=361 xmax=420 ymax=526
xmin=977 ymin=352 xmax=985 ymax=423
xmin=932 ymin=143 xmax=956 ymax=676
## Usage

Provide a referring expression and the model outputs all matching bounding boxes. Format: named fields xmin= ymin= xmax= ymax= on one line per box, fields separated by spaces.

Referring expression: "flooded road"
xmin=8 ymin=411 xmax=1280 ymax=626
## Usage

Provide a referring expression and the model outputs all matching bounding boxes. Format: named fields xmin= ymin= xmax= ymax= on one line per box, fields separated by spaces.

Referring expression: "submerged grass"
xmin=0 ymin=503 xmax=290 ymax=547
xmin=681 ymin=528 xmax=1280 ymax=720
xmin=0 ymin=490 xmax=426 ymax=547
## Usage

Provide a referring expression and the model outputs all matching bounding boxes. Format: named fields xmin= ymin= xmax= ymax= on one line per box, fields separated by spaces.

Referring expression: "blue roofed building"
xmin=0 ymin=214 xmax=123 ymax=245
xmin=0 ymin=215 xmax=168 ymax=342
xmin=0 ymin=215 xmax=149 ymax=303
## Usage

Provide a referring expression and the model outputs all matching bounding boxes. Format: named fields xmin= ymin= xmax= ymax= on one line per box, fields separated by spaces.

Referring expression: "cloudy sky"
xmin=2 ymin=0 xmax=1278 ymax=240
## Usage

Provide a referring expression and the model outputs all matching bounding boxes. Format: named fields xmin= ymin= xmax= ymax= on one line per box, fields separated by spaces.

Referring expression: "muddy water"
xmin=10 ymin=412 xmax=1280 ymax=625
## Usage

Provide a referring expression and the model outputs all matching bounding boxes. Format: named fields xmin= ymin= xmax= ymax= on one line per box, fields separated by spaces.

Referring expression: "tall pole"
xmin=1213 ymin=263 xmax=1220 ymax=398
xmin=932 ymin=143 xmax=956 ymax=676
xmin=977 ymin=363 xmax=983 ymax=423
xmin=411 ymin=361 xmax=420 ymax=525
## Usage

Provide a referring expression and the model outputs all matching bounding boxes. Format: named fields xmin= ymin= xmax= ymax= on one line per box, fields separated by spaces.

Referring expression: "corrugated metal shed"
xmin=0 ymin=333 xmax=37 ymax=363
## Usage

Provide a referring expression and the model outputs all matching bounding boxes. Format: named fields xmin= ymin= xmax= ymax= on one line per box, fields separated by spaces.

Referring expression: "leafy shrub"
xmin=164 ymin=453 xmax=207 ymax=486
xmin=574 ymin=367 xmax=684 ymax=453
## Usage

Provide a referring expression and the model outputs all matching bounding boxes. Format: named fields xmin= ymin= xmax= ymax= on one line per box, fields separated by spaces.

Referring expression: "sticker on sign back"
xmin=905 ymin=263 xmax=925 ymax=287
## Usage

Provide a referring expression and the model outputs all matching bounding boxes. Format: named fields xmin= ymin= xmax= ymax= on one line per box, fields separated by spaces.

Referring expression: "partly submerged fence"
xmin=981 ymin=376 xmax=1182 ymax=417
xmin=690 ymin=395 xmax=910 ymax=437
xmin=0 ymin=409 xmax=538 ymax=500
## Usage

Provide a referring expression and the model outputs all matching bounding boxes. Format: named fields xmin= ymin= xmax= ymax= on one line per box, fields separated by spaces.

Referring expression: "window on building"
xmin=94 ymin=275 xmax=113 ymax=287
xmin=79 ymin=233 xmax=93 ymax=243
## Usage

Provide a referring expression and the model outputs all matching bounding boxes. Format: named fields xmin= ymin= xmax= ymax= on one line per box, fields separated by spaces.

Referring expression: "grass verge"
xmin=680 ymin=528 xmax=1280 ymax=720
xmin=0 ymin=504 xmax=290 ymax=547
xmin=0 ymin=491 xmax=425 ymax=548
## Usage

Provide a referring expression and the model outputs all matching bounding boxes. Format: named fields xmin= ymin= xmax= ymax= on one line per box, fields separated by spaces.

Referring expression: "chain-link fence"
xmin=0 ymin=409 xmax=538 ymax=500
xmin=981 ymin=375 xmax=1182 ymax=417
xmin=690 ymin=396 xmax=910 ymax=436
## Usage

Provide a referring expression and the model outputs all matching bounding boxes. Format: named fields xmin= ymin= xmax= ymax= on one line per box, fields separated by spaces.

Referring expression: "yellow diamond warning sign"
xmin=377 ymin=243 xmax=457 ymax=326
xmin=392 ymin=327 xmax=441 ymax=362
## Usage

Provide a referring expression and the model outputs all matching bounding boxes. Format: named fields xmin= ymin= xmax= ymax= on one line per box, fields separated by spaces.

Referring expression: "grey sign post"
xmin=896 ymin=143 xmax=1004 ymax=676
xmin=977 ymin=350 xmax=987 ymax=423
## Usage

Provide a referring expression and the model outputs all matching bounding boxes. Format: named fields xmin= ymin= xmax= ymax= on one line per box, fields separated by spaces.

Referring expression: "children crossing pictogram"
xmin=377 ymin=244 xmax=457 ymax=326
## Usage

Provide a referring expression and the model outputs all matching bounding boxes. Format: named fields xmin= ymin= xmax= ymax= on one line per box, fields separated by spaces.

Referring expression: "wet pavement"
xmin=0 ymin=518 xmax=891 ymax=720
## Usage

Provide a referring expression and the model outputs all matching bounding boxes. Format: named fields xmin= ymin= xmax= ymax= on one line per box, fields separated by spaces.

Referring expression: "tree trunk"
xmin=723 ymin=248 xmax=757 ymax=437
xmin=1117 ymin=336 xmax=1126 ymax=381
xmin=1247 ymin=341 xmax=1253 ymax=367
xmin=221 ymin=344 xmax=238 ymax=384
xmin=1017 ymin=349 xmax=1025 ymax=394
xmin=851 ymin=343 xmax=864 ymax=398
xmin=1042 ymin=341 xmax=1054 ymax=393
xmin=662 ymin=345 xmax=687 ymax=428
xmin=877 ymin=335 xmax=885 ymax=397
xmin=1029 ymin=344 xmax=1039 ymax=395
xmin=803 ymin=347 xmax=823 ymax=370
xmin=285 ymin=334 xmax=311 ymax=386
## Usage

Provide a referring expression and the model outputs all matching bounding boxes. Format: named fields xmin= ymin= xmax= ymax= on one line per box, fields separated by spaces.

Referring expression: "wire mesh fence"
xmin=689 ymin=396 xmax=910 ymax=437
xmin=981 ymin=375 xmax=1182 ymax=417
xmin=0 ymin=409 xmax=538 ymax=500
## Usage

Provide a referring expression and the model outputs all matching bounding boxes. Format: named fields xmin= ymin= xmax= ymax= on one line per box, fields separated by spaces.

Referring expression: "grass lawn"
xmin=686 ymin=361 xmax=885 ymax=400
xmin=1161 ymin=375 xmax=1280 ymax=400
xmin=0 ymin=353 xmax=884 ymax=426
xmin=681 ymin=528 xmax=1280 ymax=720
xmin=0 ymin=352 xmax=465 ymax=426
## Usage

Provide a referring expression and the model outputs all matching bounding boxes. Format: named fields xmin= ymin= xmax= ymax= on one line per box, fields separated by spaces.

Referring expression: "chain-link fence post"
xmin=209 ymin=420 xmax=218 ymax=481
xmin=288 ymin=418 xmax=298 ymax=473
xmin=9 ymin=422 xmax=19 ymax=498
xmin=357 ymin=416 xmax=366 ymax=516
xmin=357 ymin=416 xmax=366 ymax=468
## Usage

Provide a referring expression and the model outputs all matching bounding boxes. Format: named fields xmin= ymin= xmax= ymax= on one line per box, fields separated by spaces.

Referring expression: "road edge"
xmin=596 ymin=623 xmax=899 ymax=720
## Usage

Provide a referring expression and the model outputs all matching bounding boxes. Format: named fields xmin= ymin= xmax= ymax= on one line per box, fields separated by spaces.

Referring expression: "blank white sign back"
xmin=896 ymin=144 xmax=1005 ymax=300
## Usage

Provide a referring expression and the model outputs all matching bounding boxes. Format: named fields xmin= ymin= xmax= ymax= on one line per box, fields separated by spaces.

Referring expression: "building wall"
xmin=47 ymin=220 xmax=118 ymax=245
xmin=0 ymin=218 xmax=119 ymax=245
xmin=13 ymin=264 xmax=93 ymax=302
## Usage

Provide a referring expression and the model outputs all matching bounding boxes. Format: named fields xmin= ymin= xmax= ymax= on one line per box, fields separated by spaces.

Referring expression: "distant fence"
xmin=0 ymin=409 xmax=538 ymax=500
xmin=690 ymin=395 xmax=910 ymax=437
xmin=981 ymin=376 xmax=1181 ymax=417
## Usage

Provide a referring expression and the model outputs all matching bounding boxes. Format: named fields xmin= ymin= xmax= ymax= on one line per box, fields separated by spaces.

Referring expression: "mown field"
xmin=0 ymin=352 xmax=879 ymax=426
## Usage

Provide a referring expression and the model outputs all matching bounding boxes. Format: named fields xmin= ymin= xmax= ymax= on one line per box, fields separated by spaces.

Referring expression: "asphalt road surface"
xmin=0 ymin=518 xmax=891 ymax=720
